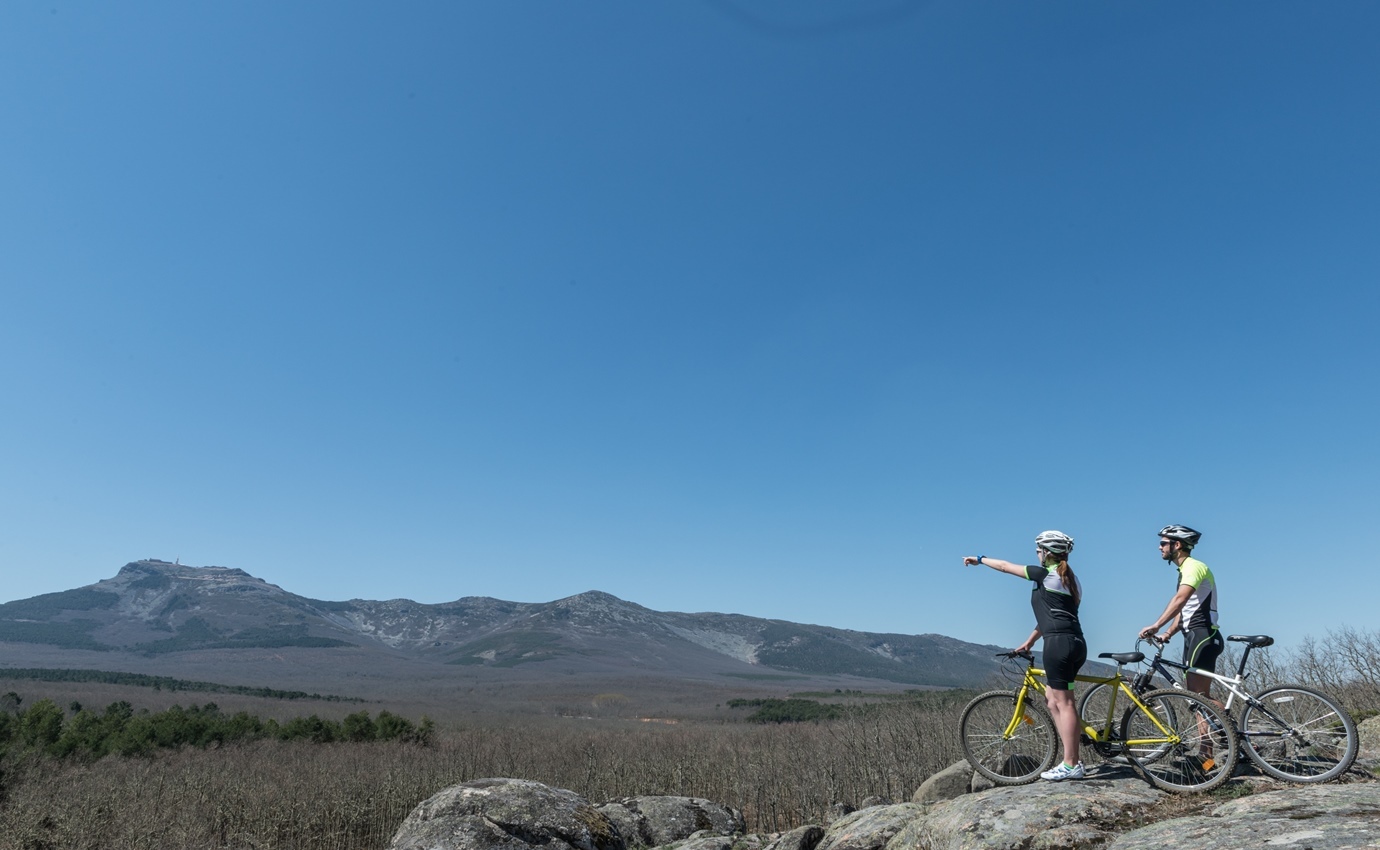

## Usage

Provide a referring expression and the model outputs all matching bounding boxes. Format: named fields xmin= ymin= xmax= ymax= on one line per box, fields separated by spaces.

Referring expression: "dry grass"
xmin=0 ymin=701 xmax=963 ymax=850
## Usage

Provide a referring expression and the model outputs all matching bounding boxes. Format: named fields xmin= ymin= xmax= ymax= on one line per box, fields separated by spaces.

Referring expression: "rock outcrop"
xmin=763 ymin=825 xmax=824 ymax=850
xmin=1360 ymin=715 xmax=1380 ymax=751
xmin=813 ymin=804 xmax=927 ymax=850
xmin=388 ymin=778 xmax=624 ymax=850
xmin=910 ymin=760 xmax=977 ymax=805
xmin=891 ymin=770 xmax=1163 ymax=850
xmin=1107 ymin=783 xmax=1380 ymax=850
xmin=389 ymin=772 xmax=1380 ymax=850
xmin=596 ymin=796 xmax=745 ymax=848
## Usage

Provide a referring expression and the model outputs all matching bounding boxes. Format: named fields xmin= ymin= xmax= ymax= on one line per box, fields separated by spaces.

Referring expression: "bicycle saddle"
xmin=1227 ymin=635 xmax=1274 ymax=647
xmin=1098 ymin=651 xmax=1145 ymax=664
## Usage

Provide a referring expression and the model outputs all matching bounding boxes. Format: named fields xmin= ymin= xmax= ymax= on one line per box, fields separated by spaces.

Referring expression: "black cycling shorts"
xmin=1042 ymin=633 xmax=1087 ymax=690
xmin=1183 ymin=627 xmax=1224 ymax=672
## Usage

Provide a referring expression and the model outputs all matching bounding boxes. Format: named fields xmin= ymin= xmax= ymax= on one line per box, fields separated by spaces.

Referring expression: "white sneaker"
xmin=1040 ymin=761 xmax=1085 ymax=781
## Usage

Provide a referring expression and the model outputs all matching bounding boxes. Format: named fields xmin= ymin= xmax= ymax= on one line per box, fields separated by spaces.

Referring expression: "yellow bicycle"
xmin=959 ymin=648 xmax=1239 ymax=792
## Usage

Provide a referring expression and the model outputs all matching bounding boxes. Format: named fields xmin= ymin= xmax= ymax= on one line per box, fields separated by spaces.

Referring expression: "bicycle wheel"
xmin=1120 ymin=688 xmax=1237 ymax=792
xmin=960 ymin=690 xmax=1057 ymax=785
xmin=1241 ymin=684 xmax=1358 ymax=782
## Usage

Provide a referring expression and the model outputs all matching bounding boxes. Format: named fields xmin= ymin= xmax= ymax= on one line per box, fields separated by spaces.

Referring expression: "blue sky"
xmin=2 ymin=2 xmax=1377 ymax=659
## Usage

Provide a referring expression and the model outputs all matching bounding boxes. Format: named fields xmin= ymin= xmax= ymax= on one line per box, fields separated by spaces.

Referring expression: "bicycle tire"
xmin=1241 ymin=684 xmax=1358 ymax=783
xmin=1120 ymin=687 xmax=1238 ymax=792
xmin=960 ymin=690 xmax=1058 ymax=785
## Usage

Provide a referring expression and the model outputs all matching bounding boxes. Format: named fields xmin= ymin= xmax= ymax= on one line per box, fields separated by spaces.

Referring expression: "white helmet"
xmin=1035 ymin=530 xmax=1074 ymax=556
xmin=1158 ymin=525 xmax=1202 ymax=548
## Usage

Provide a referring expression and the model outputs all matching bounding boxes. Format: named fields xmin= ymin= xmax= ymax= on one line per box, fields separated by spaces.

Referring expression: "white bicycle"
xmin=1078 ymin=634 xmax=1358 ymax=783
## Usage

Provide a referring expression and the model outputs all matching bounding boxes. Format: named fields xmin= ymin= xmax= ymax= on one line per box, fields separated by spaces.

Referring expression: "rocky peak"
xmin=544 ymin=591 xmax=658 ymax=626
xmin=102 ymin=561 xmax=288 ymax=606
xmin=115 ymin=560 xmax=261 ymax=582
xmin=552 ymin=590 xmax=637 ymax=611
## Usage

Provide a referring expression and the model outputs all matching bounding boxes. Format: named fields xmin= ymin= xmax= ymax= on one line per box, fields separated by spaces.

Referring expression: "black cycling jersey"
xmin=1025 ymin=564 xmax=1083 ymax=637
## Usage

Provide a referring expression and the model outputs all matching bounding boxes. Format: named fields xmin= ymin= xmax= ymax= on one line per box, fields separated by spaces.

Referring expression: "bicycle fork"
xmin=1002 ymin=686 xmax=1040 ymax=739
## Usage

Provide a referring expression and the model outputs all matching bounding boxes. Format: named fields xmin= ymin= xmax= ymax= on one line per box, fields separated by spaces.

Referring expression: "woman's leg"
xmin=1041 ymin=634 xmax=1085 ymax=769
xmin=1045 ymin=687 xmax=1081 ymax=767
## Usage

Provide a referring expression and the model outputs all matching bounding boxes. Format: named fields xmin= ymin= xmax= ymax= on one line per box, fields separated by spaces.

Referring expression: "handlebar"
xmin=996 ymin=650 xmax=1035 ymax=662
xmin=1139 ymin=634 xmax=1169 ymax=653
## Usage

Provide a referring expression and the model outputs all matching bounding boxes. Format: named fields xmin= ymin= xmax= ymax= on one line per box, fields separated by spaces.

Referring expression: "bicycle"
xmin=960 ymin=648 xmax=1238 ymax=793
xmin=1077 ymin=634 xmax=1358 ymax=783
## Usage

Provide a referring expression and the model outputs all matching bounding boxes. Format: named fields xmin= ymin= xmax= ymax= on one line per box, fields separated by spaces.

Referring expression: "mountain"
xmin=0 ymin=560 xmax=1007 ymax=689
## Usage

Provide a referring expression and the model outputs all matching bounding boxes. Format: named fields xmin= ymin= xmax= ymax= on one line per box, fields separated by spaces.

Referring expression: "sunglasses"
xmin=1158 ymin=541 xmax=1174 ymax=548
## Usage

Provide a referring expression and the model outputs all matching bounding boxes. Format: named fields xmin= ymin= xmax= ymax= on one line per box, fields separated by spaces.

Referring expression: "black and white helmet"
xmin=1158 ymin=525 xmax=1202 ymax=548
xmin=1035 ymin=530 xmax=1075 ymax=556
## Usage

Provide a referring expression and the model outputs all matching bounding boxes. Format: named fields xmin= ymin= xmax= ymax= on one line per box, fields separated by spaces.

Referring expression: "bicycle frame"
xmin=1005 ymin=652 xmax=1181 ymax=751
xmin=1138 ymin=636 xmax=1262 ymax=713
xmin=1133 ymin=636 xmax=1334 ymax=752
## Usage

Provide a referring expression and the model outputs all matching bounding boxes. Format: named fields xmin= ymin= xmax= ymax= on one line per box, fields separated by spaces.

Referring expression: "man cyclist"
xmin=1138 ymin=525 xmax=1222 ymax=700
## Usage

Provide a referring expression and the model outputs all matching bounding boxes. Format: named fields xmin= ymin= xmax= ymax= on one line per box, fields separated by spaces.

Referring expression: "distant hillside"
xmin=0 ymin=560 xmax=1008 ymax=689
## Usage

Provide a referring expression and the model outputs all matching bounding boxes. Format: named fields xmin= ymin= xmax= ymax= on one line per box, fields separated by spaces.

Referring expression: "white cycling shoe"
xmin=1040 ymin=761 xmax=1086 ymax=781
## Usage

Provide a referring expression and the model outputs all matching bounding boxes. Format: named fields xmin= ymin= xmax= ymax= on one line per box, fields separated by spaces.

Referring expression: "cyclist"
xmin=964 ymin=530 xmax=1086 ymax=781
xmin=1138 ymin=525 xmax=1223 ymax=702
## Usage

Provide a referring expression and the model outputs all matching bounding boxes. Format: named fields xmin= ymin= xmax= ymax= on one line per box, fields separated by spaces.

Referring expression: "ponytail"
xmin=1056 ymin=559 xmax=1080 ymax=606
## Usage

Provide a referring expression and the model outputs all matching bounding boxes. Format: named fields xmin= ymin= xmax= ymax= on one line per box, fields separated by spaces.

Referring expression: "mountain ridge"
xmin=0 ymin=559 xmax=1006 ymax=689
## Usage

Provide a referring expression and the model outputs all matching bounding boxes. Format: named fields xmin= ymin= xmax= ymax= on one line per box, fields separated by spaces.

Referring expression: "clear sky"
xmin=2 ymin=2 xmax=1377 ymax=660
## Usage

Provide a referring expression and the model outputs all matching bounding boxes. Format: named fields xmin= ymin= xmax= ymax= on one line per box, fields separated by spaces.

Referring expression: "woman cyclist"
xmin=964 ymin=530 xmax=1087 ymax=781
